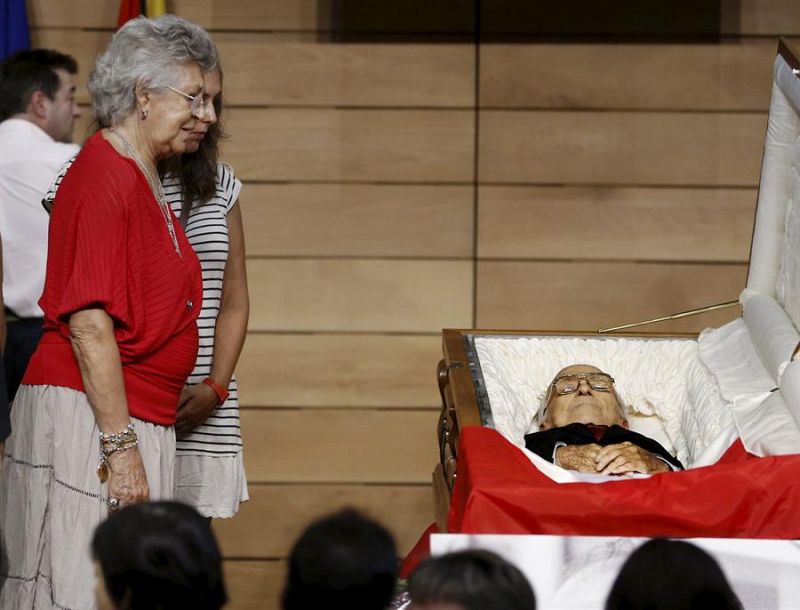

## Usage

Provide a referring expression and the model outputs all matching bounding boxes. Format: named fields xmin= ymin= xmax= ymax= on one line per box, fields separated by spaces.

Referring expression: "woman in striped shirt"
xmin=160 ymin=64 xmax=250 ymax=518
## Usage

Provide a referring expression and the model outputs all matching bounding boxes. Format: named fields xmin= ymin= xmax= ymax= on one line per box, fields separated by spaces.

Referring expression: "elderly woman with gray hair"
xmin=0 ymin=15 xmax=215 ymax=609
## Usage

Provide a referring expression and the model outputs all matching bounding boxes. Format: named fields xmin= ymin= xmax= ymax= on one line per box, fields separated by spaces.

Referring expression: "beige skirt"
xmin=0 ymin=385 xmax=175 ymax=610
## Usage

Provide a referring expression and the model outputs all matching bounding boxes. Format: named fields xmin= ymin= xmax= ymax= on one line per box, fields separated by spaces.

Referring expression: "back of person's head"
xmin=92 ymin=501 xmax=227 ymax=610
xmin=409 ymin=549 xmax=536 ymax=610
xmin=0 ymin=48 xmax=77 ymax=120
xmin=282 ymin=508 xmax=397 ymax=610
xmin=605 ymin=538 xmax=742 ymax=610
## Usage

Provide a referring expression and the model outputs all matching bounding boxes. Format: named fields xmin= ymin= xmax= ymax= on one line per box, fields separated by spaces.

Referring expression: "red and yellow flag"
xmin=117 ymin=0 xmax=167 ymax=29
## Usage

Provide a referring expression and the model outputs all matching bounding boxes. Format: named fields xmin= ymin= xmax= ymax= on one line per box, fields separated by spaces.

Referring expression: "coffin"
xmin=432 ymin=39 xmax=800 ymax=539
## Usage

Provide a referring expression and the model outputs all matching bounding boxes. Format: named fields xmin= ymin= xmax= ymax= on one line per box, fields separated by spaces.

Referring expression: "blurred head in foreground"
xmin=92 ymin=501 xmax=227 ymax=610
xmin=409 ymin=549 xmax=536 ymax=610
xmin=605 ymin=538 xmax=742 ymax=610
xmin=282 ymin=508 xmax=398 ymax=610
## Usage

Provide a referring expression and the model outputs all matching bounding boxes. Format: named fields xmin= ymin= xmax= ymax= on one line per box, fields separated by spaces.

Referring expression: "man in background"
xmin=0 ymin=49 xmax=81 ymax=400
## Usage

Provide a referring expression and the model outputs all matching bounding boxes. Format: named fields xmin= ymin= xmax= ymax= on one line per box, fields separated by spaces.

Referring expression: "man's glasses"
xmin=550 ymin=372 xmax=615 ymax=397
xmin=166 ymin=86 xmax=207 ymax=116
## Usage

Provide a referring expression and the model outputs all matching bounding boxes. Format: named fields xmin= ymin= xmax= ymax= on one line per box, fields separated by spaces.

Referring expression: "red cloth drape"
xmin=449 ymin=426 xmax=800 ymax=538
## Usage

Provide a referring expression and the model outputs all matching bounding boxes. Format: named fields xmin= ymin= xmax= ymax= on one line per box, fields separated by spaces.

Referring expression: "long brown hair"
xmin=158 ymin=66 xmax=225 ymax=225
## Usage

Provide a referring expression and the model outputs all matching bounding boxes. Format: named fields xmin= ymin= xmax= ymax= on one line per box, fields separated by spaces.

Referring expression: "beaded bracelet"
xmin=99 ymin=423 xmax=136 ymax=447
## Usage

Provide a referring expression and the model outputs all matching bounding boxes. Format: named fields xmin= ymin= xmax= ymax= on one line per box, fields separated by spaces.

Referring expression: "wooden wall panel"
xmin=479 ymin=111 xmax=766 ymax=186
xmin=28 ymin=29 xmax=110 ymax=106
xmin=241 ymin=184 xmax=473 ymax=258
xmin=246 ymin=259 xmax=473 ymax=333
xmin=216 ymin=34 xmax=473 ymax=107
xmin=237 ymin=333 xmax=442 ymax=408
xmin=27 ymin=0 xmax=117 ymax=28
xmin=241 ymin=409 xmax=437 ymax=483
xmin=476 ymin=261 xmax=746 ymax=332
xmin=27 ymin=0 xmax=321 ymax=31
xmin=480 ymin=42 xmax=775 ymax=111
xmin=737 ymin=0 xmax=800 ymax=35
xmin=214 ymin=484 xmax=432 ymax=557
xmin=224 ymin=561 xmax=285 ymax=610
xmin=224 ymin=108 xmax=474 ymax=182
xmin=478 ymin=186 xmax=756 ymax=262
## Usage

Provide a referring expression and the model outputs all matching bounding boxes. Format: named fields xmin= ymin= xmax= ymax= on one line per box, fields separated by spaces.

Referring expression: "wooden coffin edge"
xmin=433 ymin=328 xmax=698 ymax=531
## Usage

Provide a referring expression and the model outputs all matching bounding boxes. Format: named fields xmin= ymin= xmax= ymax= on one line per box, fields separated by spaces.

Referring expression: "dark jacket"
xmin=524 ymin=422 xmax=684 ymax=471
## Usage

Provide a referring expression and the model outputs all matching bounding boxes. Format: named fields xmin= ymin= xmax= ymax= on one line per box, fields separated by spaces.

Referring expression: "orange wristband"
xmin=202 ymin=377 xmax=229 ymax=405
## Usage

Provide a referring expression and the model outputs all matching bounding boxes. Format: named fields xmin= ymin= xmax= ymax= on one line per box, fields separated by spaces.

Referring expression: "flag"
xmin=0 ymin=0 xmax=31 ymax=60
xmin=117 ymin=0 xmax=167 ymax=29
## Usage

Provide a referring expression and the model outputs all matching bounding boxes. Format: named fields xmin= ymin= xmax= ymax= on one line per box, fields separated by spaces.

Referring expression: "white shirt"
xmin=0 ymin=118 xmax=79 ymax=317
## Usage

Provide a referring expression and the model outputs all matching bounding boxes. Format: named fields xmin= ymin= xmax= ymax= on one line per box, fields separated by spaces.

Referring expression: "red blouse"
xmin=24 ymin=132 xmax=203 ymax=425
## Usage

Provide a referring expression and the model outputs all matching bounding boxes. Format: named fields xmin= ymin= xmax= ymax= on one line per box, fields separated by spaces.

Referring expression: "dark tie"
xmin=585 ymin=423 xmax=610 ymax=441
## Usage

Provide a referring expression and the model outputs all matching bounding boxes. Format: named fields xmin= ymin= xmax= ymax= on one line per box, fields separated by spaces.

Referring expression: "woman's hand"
xmin=175 ymin=383 xmax=218 ymax=434
xmin=107 ymin=446 xmax=149 ymax=507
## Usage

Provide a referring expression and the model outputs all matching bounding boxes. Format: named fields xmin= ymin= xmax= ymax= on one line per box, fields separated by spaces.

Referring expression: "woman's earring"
xmin=140 ymin=108 xmax=149 ymax=120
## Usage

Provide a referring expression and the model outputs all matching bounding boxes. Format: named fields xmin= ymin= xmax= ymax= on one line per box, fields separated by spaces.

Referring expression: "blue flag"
xmin=1 ymin=0 xmax=31 ymax=60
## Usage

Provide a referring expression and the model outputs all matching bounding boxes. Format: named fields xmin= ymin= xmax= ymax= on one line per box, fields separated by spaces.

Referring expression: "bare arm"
xmin=69 ymin=308 xmax=148 ymax=504
xmin=176 ymin=203 xmax=249 ymax=433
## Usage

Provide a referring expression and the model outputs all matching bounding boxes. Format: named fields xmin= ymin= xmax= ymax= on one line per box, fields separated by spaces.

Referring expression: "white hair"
xmin=88 ymin=14 xmax=218 ymax=127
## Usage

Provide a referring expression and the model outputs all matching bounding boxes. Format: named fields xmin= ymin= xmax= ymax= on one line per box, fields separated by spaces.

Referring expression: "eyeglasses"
xmin=166 ymin=85 xmax=207 ymax=116
xmin=550 ymin=372 xmax=615 ymax=397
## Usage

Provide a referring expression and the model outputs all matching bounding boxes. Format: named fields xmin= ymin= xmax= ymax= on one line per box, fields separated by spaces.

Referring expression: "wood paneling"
xmin=246 ymin=259 xmax=473 ymax=333
xmin=241 ymin=409 xmax=437 ymax=483
xmin=480 ymin=42 xmax=775 ymax=111
xmin=241 ymin=184 xmax=473 ymax=258
xmin=478 ymin=186 xmax=756 ymax=261
xmin=216 ymin=34 xmax=473 ymax=107
xmin=27 ymin=0 xmax=117 ymax=28
xmin=29 ymin=30 xmax=111 ymax=106
xmin=224 ymin=560 xmax=285 ymax=610
xmin=224 ymin=108 xmax=474 ymax=182
xmin=237 ymin=333 xmax=442 ymax=408
xmin=476 ymin=261 xmax=746 ymax=332
xmin=214 ymin=484 xmax=432 ymax=557
xmin=27 ymin=0 xmax=321 ymax=31
xmin=479 ymin=110 xmax=767 ymax=186
xmin=737 ymin=1 xmax=800 ymax=35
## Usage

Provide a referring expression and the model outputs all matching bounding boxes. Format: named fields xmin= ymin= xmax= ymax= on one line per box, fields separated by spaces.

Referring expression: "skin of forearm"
xmin=69 ymin=308 xmax=131 ymax=434
xmin=208 ymin=204 xmax=249 ymax=388
xmin=209 ymin=299 xmax=248 ymax=388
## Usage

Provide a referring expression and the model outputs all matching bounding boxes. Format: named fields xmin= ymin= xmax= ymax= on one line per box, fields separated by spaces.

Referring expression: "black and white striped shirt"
xmin=165 ymin=164 xmax=243 ymax=456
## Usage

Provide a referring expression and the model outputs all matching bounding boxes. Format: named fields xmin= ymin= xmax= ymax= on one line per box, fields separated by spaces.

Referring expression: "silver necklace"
xmin=109 ymin=127 xmax=182 ymax=257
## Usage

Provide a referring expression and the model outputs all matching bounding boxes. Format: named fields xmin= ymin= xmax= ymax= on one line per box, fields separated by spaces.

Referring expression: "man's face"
xmin=42 ymin=68 xmax=81 ymax=143
xmin=541 ymin=364 xmax=627 ymax=430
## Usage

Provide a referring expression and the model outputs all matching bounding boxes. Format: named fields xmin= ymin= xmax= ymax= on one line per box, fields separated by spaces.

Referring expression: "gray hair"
xmin=89 ymin=14 xmax=218 ymax=127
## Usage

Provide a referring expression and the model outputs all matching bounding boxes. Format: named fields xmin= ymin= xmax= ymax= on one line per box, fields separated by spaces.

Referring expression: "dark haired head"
xmin=282 ymin=508 xmax=397 ymax=610
xmin=605 ymin=538 xmax=742 ymax=610
xmin=409 ymin=549 xmax=536 ymax=610
xmin=91 ymin=501 xmax=227 ymax=610
xmin=0 ymin=48 xmax=77 ymax=120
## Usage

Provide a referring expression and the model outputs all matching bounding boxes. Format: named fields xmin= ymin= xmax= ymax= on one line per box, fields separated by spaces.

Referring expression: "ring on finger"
xmin=107 ymin=497 xmax=121 ymax=511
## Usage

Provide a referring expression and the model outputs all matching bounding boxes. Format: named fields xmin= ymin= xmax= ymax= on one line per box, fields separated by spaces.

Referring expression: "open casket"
xmin=431 ymin=39 xmax=800 ymax=541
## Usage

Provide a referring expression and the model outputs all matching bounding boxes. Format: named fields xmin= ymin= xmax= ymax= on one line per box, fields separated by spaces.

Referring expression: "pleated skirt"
xmin=0 ymin=385 xmax=175 ymax=610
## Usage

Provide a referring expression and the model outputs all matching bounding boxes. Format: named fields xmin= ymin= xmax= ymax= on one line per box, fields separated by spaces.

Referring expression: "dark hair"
xmin=91 ymin=501 xmax=227 ymax=610
xmin=0 ymin=48 xmax=77 ymax=120
xmin=605 ymin=539 xmax=743 ymax=610
xmin=409 ymin=549 xmax=536 ymax=610
xmin=282 ymin=508 xmax=397 ymax=610
xmin=158 ymin=64 xmax=225 ymax=224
